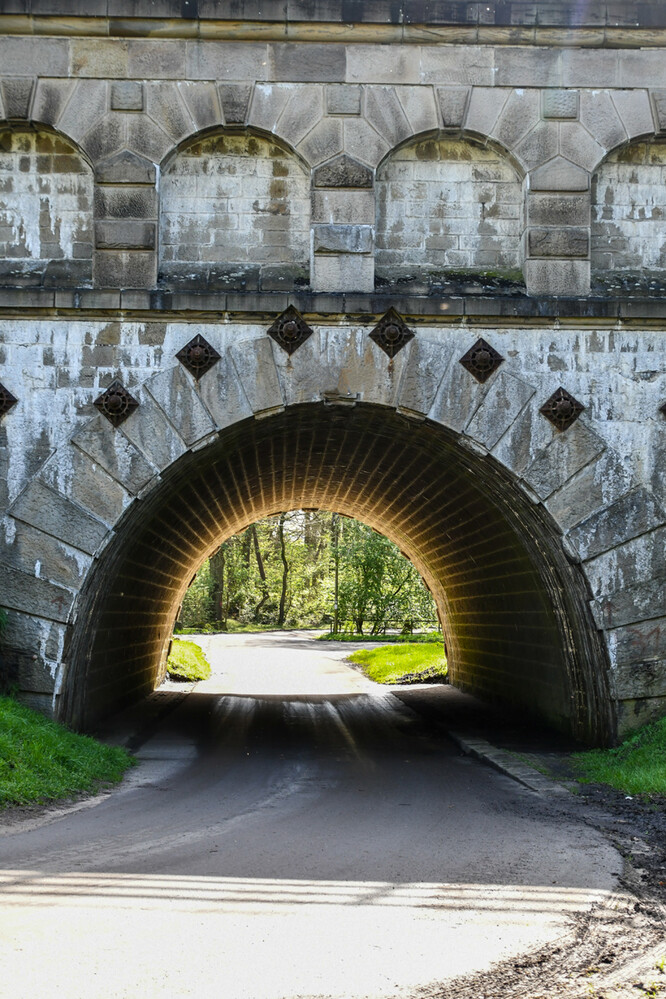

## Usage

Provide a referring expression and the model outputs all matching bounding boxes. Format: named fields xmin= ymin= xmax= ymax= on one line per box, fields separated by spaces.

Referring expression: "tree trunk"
xmin=251 ymin=524 xmax=270 ymax=620
xmin=277 ymin=513 xmax=289 ymax=626
xmin=209 ymin=547 xmax=226 ymax=627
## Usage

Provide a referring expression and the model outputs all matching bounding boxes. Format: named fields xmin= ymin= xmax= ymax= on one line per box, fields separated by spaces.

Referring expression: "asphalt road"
xmin=0 ymin=632 xmax=622 ymax=999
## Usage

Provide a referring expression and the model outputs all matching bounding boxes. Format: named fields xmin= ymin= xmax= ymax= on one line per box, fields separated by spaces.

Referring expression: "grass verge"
xmin=167 ymin=638 xmax=212 ymax=682
xmin=320 ymin=631 xmax=442 ymax=644
xmin=571 ymin=716 xmax=666 ymax=796
xmin=347 ymin=642 xmax=447 ymax=684
xmin=0 ymin=696 xmax=134 ymax=808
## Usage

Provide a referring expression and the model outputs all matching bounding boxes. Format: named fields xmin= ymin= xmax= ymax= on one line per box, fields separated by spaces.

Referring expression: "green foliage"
xmin=0 ymin=606 xmax=7 ymax=638
xmin=571 ymin=716 xmax=666 ymax=795
xmin=176 ymin=510 xmax=438 ymax=636
xmin=348 ymin=643 xmax=447 ymax=685
xmin=166 ymin=639 xmax=212 ymax=682
xmin=320 ymin=631 xmax=442 ymax=643
xmin=0 ymin=695 xmax=134 ymax=807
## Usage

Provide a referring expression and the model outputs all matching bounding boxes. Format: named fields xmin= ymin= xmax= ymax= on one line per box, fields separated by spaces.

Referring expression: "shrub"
xmin=166 ymin=639 xmax=212 ymax=682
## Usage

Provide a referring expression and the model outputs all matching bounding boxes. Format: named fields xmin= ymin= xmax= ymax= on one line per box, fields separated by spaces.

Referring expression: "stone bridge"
xmin=0 ymin=1 xmax=665 ymax=744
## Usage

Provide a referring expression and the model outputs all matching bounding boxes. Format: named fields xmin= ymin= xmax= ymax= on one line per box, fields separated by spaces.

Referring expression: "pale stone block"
xmin=610 ymin=659 xmax=666 ymax=701
xmin=326 ymin=85 xmax=361 ymax=115
xmin=72 ymin=414 xmax=156 ymax=494
xmin=270 ymin=43 xmax=346 ymax=82
xmin=527 ymin=193 xmax=590 ymax=227
xmin=1 ymin=522 xmax=90 ymax=592
xmin=429 ymin=341 xmax=489 ymax=433
xmin=230 ymin=338 xmax=284 ymax=416
xmin=197 ymin=351 xmax=254 ymax=430
xmin=81 ymin=114 xmax=125 ymax=164
xmin=119 ymin=391 xmax=188 ymax=471
xmin=494 ymin=46 xmax=561 ymax=87
xmin=529 ymin=156 xmax=589 ymax=191
xmin=579 ymin=91 xmax=627 ymax=152
xmin=95 ymin=221 xmax=156 ymax=250
xmin=219 ymin=83 xmax=252 ymax=125
xmin=559 ymin=121 xmax=607 ymax=172
xmin=420 ymin=45 xmax=494 ymax=86
xmin=396 ymin=86 xmax=439 ymax=135
xmin=297 ymin=117 xmax=344 ymax=166
xmin=10 ymin=479 xmax=108 ymax=556
xmin=513 ymin=120 xmax=559 ymax=171
xmin=177 ymin=81 xmax=221 ymax=131
xmin=39 ymin=446 xmax=128 ymax=529
xmin=585 ymin=526 xmax=666 ymax=600
xmin=436 ymin=87 xmax=470 ymax=129
xmin=466 ymin=370 xmax=536 ymax=450
xmin=524 ymin=258 xmax=590 ymax=296
xmin=561 ymin=48 xmax=620 ymax=88
xmin=342 ymin=118 xmax=390 ymax=168
xmin=0 ymin=37 xmax=68 ymax=78
xmin=610 ymin=617 xmax=666 ymax=668
xmin=465 ymin=87 xmax=509 ymax=138
xmin=144 ymin=366 xmax=216 ymax=447
xmin=492 ymin=88 xmax=540 ymax=152
xmin=528 ymin=227 xmax=589 ymax=258
xmin=544 ymin=450 xmax=633 ymax=533
xmin=312 ymin=189 xmax=374 ymax=224
xmin=271 ymin=330 xmax=323 ymax=407
xmin=127 ymin=40 xmax=186 ymax=79
xmin=346 ymin=45 xmax=421 ymax=85
xmin=146 ymin=82 xmax=195 ymax=143
xmin=611 ymin=89 xmax=655 ymax=140
xmin=567 ymin=487 xmax=666 ymax=561
xmin=620 ymin=49 xmax=666 ymax=88
xmin=363 ymin=86 xmax=412 ymax=148
xmin=94 ymin=185 xmax=157 ymax=221
xmin=110 ymin=81 xmax=143 ymax=112
xmin=58 ymin=79 xmax=108 ymax=143
xmin=276 ymin=85 xmax=324 ymax=147
xmin=319 ymin=327 xmax=407 ymax=408
xmin=96 ymin=150 xmax=156 ymax=186
xmin=396 ymin=337 xmax=453 ymax=418
xmin=542 ymin=89 xmax=578 ymax=120
xmin=126 ymin=116 xmax=173 ymax=163
xmin=32 ymin=79 xmax=75 ymax=128
xmin=491 ymin=395 xmax=557 ymax=478
xmin=0 ymin=78 xmax=35 ymax=120
xmin=71 ymin=39 xmax=129 ymax=78
xmin=313 ymin=224 xmax=372 ymax=254
xmin=594 ymin=576 xmax=666 ymax=631
xmin=186 ymin=42 xmax=269 ymax=82
xmin=523 ymin=421 xmax=606 ymax=500
xmin=311 ymin=253 xmax=373 ymax=292
xmin=0 ymin=562 xmax=73 ymax=625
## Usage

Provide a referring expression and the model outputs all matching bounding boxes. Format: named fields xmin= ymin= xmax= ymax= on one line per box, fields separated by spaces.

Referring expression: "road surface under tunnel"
xmin=0 ymin=634 xmax=621 ymax=999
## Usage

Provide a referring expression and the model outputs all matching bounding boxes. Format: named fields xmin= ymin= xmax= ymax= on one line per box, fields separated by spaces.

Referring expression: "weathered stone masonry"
xmin=0 ymin=1 xmax=665 ymax=744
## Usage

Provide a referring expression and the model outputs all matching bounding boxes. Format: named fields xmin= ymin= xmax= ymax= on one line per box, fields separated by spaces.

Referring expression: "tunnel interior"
xmin=62 ymin=403 xmax=612 ymax=743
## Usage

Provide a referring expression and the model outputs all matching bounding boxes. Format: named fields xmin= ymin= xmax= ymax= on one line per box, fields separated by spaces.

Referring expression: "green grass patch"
xmin=0 ymin=696 xmax=134 ymax=808
xmin=167 ymin=638 xmax=212 ymax=682
xmin=320 ymin=631 xmax=442 ymax=643
xmin=347 ymin=642 xmax=447 ymax=685
xmin=175 ymin=622 xmax=318 ymax=635
xmin=571 ymin=716 xmax=666 ymax=796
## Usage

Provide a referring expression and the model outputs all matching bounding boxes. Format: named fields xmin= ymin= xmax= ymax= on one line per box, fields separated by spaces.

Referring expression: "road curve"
xmin=0 ymin=632 xmax=621 ymax=999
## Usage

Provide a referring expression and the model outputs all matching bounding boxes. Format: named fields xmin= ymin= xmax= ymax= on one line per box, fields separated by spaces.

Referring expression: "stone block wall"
xmin=0 ymin=129 xmax=93 ymax=288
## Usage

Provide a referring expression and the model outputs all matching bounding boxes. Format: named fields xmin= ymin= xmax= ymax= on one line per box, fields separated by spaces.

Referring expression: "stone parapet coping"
xmin=2 ymin=14 xmax=666 ymax=47
xmin=0 ymin=287 xmax=665 ymax=324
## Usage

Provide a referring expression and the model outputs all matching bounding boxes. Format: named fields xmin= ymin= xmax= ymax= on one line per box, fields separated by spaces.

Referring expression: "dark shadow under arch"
xmin=62 ymin=403 xmax=612 ymax=744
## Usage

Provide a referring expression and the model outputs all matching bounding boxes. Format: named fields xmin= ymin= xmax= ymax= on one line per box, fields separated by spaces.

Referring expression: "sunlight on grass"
xmin=167 ymin=639 xmax=212 ymax=682
xmin=571 ymin=716 xmax=666 ymax=796
xmin=0 ymin=696 xmax=134 ymax=807
xmin=347 ymin=643 xmax=447 ymax=684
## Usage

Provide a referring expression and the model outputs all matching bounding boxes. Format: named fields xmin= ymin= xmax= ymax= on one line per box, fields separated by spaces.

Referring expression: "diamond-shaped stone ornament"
xmin=0 ymin=382 xmax=17 ymax=418
xmin=369 ymin=309 xmax=414 ymax=359
xmin=94 ymin=379 xmax=139 ymax=427
xmin=176 ymin=333 xmax=220 ymax=379
xmin=267 ymin=306 xmax=313 ymax=355
xmin=459 ymin=338 xmax=504 ymax=383
xmin=540 ymin=387 xmax=584 ymax=432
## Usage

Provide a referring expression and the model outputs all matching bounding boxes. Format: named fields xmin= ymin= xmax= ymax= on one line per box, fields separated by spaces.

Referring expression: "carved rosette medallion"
xmin=0 ymin=382 xmax=17 ymax=418
xmin=459 ymin=338 xmax=504 ymax=383
xmin=540 ymin=387 xmax=584 ymax=432
xmin=267 ymin=306 xmax=314 ymax=355
xmin=176 ymin=334 xmax=221 ymax=379
xmin=94 ymin=380 xmax=139 ymax=427
xmin=369 ymin=309 xmax=414 ymax=359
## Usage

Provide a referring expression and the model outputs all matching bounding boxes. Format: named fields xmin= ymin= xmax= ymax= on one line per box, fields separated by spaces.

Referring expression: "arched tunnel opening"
xmin=61 ymin=402 xmax=613 ymax=744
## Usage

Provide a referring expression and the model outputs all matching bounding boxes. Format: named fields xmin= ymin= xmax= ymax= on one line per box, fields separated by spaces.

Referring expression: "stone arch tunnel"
xmin=1 ymin=1 xmax=666 ymax=749
xmin=62 ymin=400 xmax=610 ymax=743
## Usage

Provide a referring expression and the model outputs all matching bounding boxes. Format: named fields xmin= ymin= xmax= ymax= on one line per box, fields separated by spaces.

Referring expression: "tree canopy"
xmin=178 ymin=510 xmax=438 ymax=635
